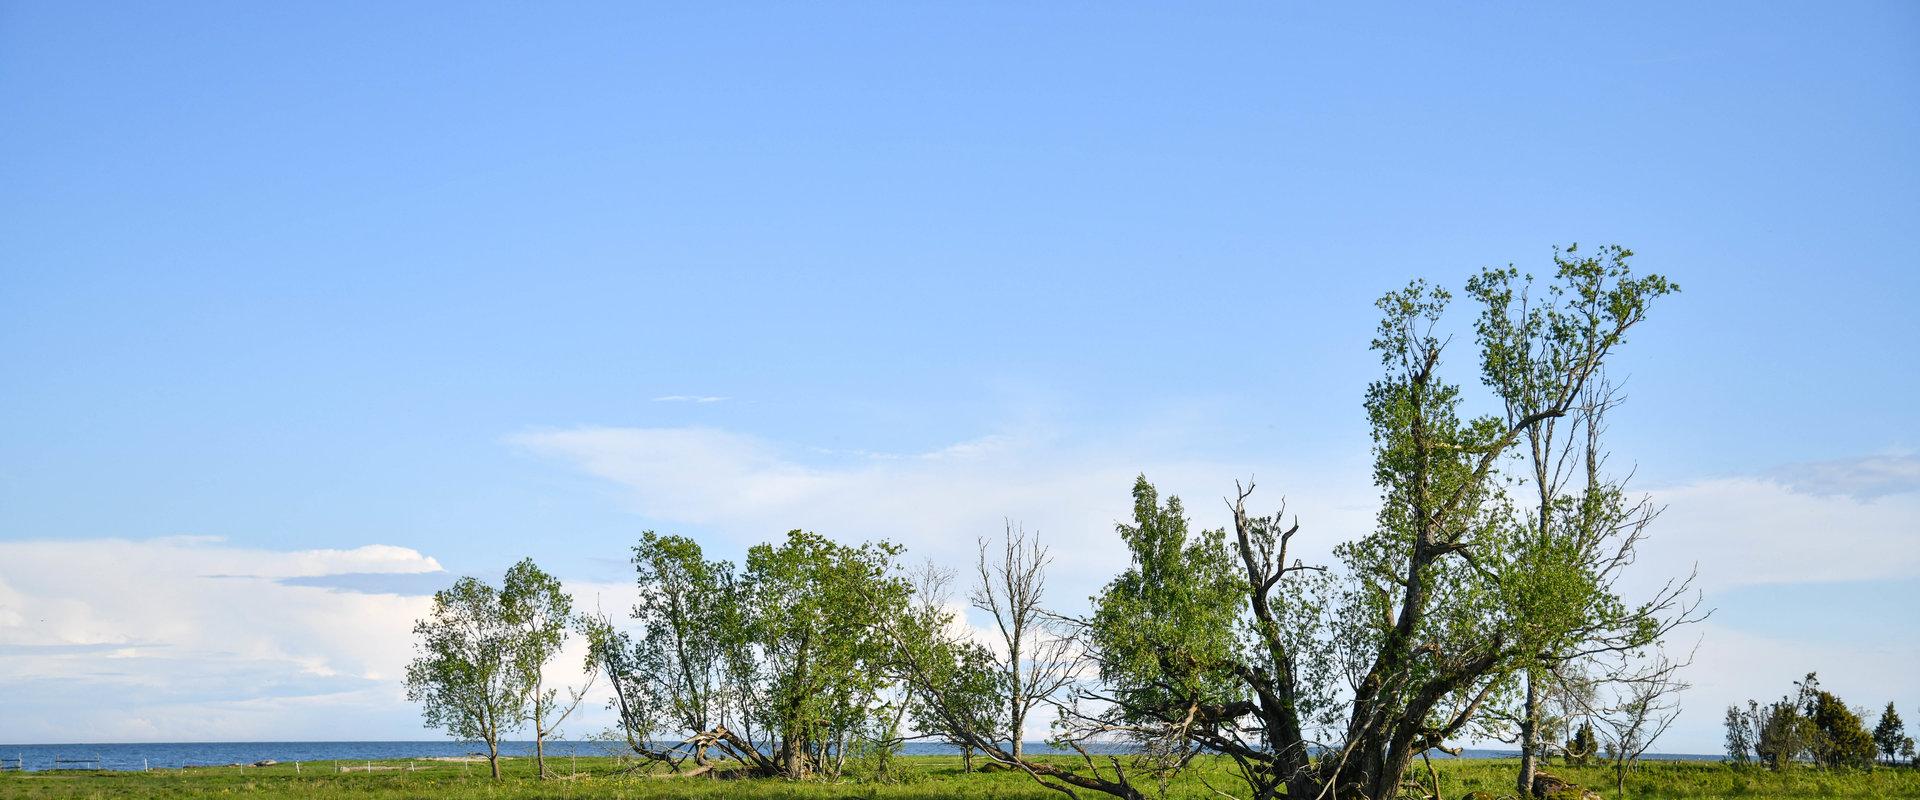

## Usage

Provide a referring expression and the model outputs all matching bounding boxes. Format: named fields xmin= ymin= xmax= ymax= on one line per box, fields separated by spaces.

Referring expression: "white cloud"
xmin=9 ymin=431 xmax=1909 ymax=750
xmin=1635 ymin=475 xmax=1920 ymax=596
xmin=509 ymin=425 xmax=1377 ymax=608
xmin=0 ymin=537 xmax=443 ymax=743
xmin=515 ymin=426 xmax=1920 ymax=752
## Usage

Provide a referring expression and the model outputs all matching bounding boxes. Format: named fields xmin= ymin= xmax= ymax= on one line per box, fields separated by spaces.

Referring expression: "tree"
xmin=1744 ymin=674 xmax=1824 ymax=770
xmin=1567 ymin=719 xmax=1598 ymax=766
xmin=891 ymin=561 xmax=1004 ymax=774
xmin=971 ymin=522 xmax=1077 ymax=763
xmin=1468 ymin=251 xmax=1704 ymax=797
xmin=406 ymin=575 xmax=531 ymax=780
xmin=1064 ymin=249 xmax=1679 ymax=800
xmin=1753 ymin=697 xmax=1811 ymax=770
xmin=886 ymin=537 xmax=1159 ymax=800
xmin=741 ymin=529 xmax=910 ymax=779
xmin=1594 ymin=653 xmax=1689 ymax=796
xmin=501 ymin=558 xmax=583 ymax=780
xmin=590 ymin=532 xmax=747 ymax=772
xmin=1807 ymin=688 xmax=1875 ymax=769
xmin=1874 ymin=702 xmax=1907 ymax=766
xmin=1725 ymin=705 xmax=1755 ymax=766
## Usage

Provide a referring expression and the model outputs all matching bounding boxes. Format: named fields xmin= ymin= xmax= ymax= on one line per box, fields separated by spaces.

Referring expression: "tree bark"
xmin=1518 ymin=670 xmax=1541 ymax=797
xmin=536 ymin=727 xmax=546 ymax=780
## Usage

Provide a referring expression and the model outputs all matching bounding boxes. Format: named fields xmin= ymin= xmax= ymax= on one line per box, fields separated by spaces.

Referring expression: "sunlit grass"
xmin=3 ymin=755 xmax=1918 ymax=798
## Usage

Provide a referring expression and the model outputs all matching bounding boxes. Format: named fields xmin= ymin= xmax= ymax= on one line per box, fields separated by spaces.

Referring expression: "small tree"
xmin=502 ymin=558 xmax=583 ymax=780
xmin=1754 ymin=697 xmax=1810 ymax=770
xmin=1725 ymin=705 xmax=1755 ymax=766
xmin=1567 ymin=719 xmax=1598 ymax=766
xmin=890 ymin=561 xmax=1004 ymax=774
xmin=1595 ymin=653 xmax=1688 ymax=796
xmin=1807 ymin=690 xmax=1875 ymax=769
xmin=1873 ymin=703 xmax=1907 ymax=766
xmin=406 ymin=576 xmax=531 ymax=780
xmin=971 ymin=522 xmax=1076 ymax=763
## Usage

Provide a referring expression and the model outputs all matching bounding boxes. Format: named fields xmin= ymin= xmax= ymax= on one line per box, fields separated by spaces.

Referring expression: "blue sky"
xmin=1 ymin=2 xmax=1916 ymax=751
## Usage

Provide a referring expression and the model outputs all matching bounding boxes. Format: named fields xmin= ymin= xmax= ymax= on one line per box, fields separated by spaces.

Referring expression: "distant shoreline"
xmin=0 ymin=741 xmax=1729 ymax=772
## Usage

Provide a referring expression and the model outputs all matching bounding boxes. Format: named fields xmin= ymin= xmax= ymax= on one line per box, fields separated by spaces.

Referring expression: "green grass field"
xmin=3 ymin=756 xmax=1917 ymax=799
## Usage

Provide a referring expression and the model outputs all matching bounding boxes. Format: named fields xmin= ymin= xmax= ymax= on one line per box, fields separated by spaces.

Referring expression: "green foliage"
xmin=633 ymin=531 xmax=740 ymax=735
xmin=1808 ymin=691 xmax=1876 ymax=769
xmin=1875 ymin=703 xmax=1908 ymax=764
xmin=1567 ymin=720 xmax=1597 ymax=766
xmin=1735 ymin=673 xmax=1887 ymax=772
xmin=893 ymin=586 xmax=1005 ymax=764
xmin=1089 ymin=476 xmax=1244 ymax=718
xmin=1728 ymin=704 xmax=1757 ymax=765
xmin=742 ymin=529 xmax=910 ymax=778
xmin=1754 ymin=697 xmax=1813 ymax=770
xmin=1064 ymin=248 xmax=1681 ymax=800
xmin=404 ymin=575 xmax=530 ymax=779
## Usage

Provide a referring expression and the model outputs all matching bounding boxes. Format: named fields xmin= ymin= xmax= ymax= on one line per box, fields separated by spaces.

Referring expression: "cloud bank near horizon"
xmin=2 ymin=433 xmax=1912 ymax=751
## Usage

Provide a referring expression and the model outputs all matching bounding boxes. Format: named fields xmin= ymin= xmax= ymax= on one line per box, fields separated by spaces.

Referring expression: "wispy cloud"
xmin=509 ymin=425 xmax=1377 ymax=600
xmin=651 ymin=395 xmax=729 ymax=403
xmin=514 ymin=426 xmax=1920 ymax=599
xmin=513 ymin=426 xmax=1920 ymax=751
xmin=1766 ymin=452 xmax=1920 ymax=500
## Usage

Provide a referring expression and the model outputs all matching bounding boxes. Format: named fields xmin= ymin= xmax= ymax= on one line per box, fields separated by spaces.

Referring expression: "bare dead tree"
xmin=1592 ymin=650 xmax=1691 ymax=797
xmin=973 ymin=521 xmax=1080 ymax=762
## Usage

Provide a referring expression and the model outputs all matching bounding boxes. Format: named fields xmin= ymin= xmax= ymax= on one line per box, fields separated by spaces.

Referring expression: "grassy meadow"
xmin=3 ymin=755 xmax=1919 ymax=799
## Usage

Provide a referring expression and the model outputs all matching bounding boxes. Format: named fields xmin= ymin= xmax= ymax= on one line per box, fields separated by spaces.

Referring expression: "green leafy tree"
xmin=742 ymin=529 xmax=910 ymax=779
xmin=1807 ymin=689 xmax=1876 ymax=769
xmin=1873 ymin=702 xmax=1907 ymax=766
xmin=1568 ymin=719 xmax=1598 ymax=765
xmin=405 ymin=575 xmax=530 ymax=780
xmin=1747 ymin=675 xmax=1828 ymax=771
xmin=1088 ymin=478 xmax=1245 ymax=732
xmin=891 ymin=562 xmax=1005 ymax=774
xmin=1754 ymin=697 xmax=1811 ymax=770
xmin=1725 ymin=705 xmax=1755 ymax=765
xmin=501 ymin=558 xmax=581 ymax=780
xmin=1064 ymin=248 xmax=1679 ymax=800
xmin=1467 ymin=248 xmax=1702 ymax=796
xmin=594 ymin=532 xmax=748 ymax=771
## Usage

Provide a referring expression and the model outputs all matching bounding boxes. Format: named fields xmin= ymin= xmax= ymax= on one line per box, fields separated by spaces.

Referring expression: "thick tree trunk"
xmin=487 ymin=740 xmax=501 ymax=781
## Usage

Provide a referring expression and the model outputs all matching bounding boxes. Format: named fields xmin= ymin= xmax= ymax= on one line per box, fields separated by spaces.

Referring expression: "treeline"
xmin=1725 ymin=673 xmax=1917 ymax=769
xmin=407 ymin=247 xmax=1714 ymax=800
